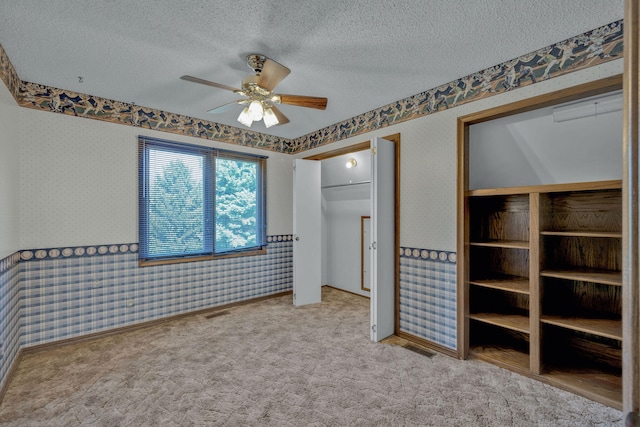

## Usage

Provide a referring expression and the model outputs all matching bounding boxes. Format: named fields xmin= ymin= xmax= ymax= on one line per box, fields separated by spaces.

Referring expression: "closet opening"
xmin=294 ymin=133 xmax=400 ymax=342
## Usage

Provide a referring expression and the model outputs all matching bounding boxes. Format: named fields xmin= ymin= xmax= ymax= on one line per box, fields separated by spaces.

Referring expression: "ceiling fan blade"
xmin=278 ymin=94 xmax=327 ymax=110
xmin=180 ymin=75 xmax=241 ymax=93
xmin=270 ymin=105 xmax=290 ymax=125
xmin=257 ymin=59 xmax=291 ymax=91
xmin=206 ymin=100 xmax=244 ymax=114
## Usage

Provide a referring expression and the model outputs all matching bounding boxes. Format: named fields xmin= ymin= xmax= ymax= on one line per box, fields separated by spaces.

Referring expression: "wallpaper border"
xmin=19 ymin=235 xmax=293 ymax=262
xmin=0 ymin=20 xmax=623 ymax=154
xmin=400 ymin=247 xmax=456 ymax=264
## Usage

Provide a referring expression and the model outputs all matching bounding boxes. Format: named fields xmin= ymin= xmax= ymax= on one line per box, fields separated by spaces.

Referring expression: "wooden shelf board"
xmin=469 ymin=240 xmax=530 ymax=249
xmin=469 ymin=276 xmax=530 ymax=294
xmin=470 ymin=345 xmax=529 ymax=372
xmin=543 ymin=367 xmax=622 ymax=410
xmin=540 ymin=230 xmax=622 ymax=238
xmin=540 ymin=268 xmax=622 ymax=286
xmin=541 ymin=316 xmax=622 ymax=340
xmin=469 ymin=313 xmax=530 ymax=334
xmin=469 ymin=351 xmax=622 ymax=409
xmin=467 ymin=180 xmax=622 ymax=197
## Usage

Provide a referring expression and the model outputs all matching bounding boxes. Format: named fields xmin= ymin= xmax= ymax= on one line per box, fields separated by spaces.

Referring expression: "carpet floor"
xmin=0 ymin=287 xmax=623 ymax=426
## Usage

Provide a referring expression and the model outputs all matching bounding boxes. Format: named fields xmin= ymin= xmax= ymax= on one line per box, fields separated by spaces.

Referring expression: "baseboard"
xmin=0 ymin=348 xmax=23 ymax=404
xmin=24 ymin=290 xmax=292 ymax=355
xmin=323 ymin=284 xmax=370 ymax=299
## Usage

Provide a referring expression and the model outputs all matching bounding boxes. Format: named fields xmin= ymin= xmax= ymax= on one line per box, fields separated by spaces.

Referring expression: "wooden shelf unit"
xmin=464 ymin=180 xmax=623 ymax=409
xmin=469 ymin=276 xmax=530 ymax=294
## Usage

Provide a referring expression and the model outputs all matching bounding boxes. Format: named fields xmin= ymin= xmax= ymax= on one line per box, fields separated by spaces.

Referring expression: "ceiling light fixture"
xmin=248 ymin=100 xmax=264 ymax=121
xmin=263 ymin=108 xmax=279 ymax=128
xmin=236 ymin=100 xmax=280 ymax=128
xmin=346 ymin=158 xmax=357 ymax=168
xmin=237 ymin=106 xmax=253 ymax=127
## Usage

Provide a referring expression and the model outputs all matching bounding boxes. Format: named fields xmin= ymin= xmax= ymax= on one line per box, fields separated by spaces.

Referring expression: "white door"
xmin=293 ymin=159 xmax=322 ymax=306
xmin=370 ymin=137 xmax=395 ymax=342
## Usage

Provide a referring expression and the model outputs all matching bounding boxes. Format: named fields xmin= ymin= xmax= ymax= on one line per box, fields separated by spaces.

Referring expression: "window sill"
xmin=138 ymin=247 xmax=267 ymax=267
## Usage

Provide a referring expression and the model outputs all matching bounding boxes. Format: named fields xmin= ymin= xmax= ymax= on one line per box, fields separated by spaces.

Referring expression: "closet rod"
xmin=321 ymin=180 xmax=371 ymax=189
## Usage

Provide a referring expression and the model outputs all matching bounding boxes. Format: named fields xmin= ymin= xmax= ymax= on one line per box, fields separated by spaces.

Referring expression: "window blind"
xmin=138 ymin=135 xmax=267 ymax=261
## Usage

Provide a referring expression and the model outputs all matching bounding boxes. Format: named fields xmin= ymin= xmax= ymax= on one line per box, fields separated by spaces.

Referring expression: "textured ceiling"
xmin=0 ymin=1 xmax=624 ymax=139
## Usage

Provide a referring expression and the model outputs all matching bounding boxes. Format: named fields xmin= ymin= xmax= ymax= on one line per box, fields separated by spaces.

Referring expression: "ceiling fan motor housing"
xmin=246 ymin=54 xmax=266 ymax=74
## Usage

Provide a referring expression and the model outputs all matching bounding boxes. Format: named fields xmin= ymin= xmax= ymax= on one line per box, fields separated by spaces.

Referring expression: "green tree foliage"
xmin=215 ymin=158 xmax=257 ymax=251
xmin=149 ymin=159 xmax=204 ymax=255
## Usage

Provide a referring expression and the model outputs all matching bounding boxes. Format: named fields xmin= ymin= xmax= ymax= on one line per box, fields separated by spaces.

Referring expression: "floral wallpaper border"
xmin=0 ymin=20 xmax=623 ymax=154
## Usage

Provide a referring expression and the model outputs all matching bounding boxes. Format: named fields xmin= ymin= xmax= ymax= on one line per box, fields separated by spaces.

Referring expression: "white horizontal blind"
xmin=138 ymin=136 xmax=267 ymax=261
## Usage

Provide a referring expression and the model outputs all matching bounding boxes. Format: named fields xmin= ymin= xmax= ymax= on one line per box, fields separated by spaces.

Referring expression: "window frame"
xmin=138 ymin=136 xmax=267 ymax=266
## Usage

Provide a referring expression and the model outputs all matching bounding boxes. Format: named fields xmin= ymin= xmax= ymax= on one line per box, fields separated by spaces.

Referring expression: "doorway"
xmin=293 ymin=133 xmax=400 ymax=342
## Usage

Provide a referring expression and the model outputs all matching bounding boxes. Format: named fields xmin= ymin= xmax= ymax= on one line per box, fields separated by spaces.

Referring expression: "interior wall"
xmin=298 ymin=59 xmax=623 ymax=350
xmin=323 ymin=188 xmax=370 ymax=297
xmin=469 ymin=93 xmax=623 ymax=189
xmin=0 ymin=82 xmax=22 ymax=395
xmin=321 ymin=152 xmax=371 ymax=297
xmin=0 ymin=81 xmax=20 ymax=259
xmin=13 ymin=104 xmax=294 ymax=351
xmin=18 ymin=107 xmax=293 ymax=249
xmin=298 ymin=60 xmax=623 ymax=252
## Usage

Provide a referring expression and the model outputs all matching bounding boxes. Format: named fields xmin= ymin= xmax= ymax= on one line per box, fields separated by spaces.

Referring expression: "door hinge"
xmin=371 ymin=241 xmax=377 ymax=250
xmin=372 ymin=324 xmax=376 ymax=333
xmin=371 ymin=147 xmax=377 ymax=155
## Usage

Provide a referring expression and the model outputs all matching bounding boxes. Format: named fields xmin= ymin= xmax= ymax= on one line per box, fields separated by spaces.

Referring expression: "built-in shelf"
xmin=465 ymin=179 xmax=623 ymax=409
xmin=541 ymin=316 xmax=622 ymax=341
xmin=540 ymin=230 xmax=622 ymax=238
xmin=471 ymin=345 xmax=530 ymax=372
xmin=469 ymin=240 xmax=529 ymax=249
xmin=469 ymin=276 xmax=529 ymax=295
xmin=544 ymin=367 xmax=622 ymax=410
xmin=469 ymin=313 xmax=530 ymax=334
xmin=540 ymin=268 xmax=622 ymax=286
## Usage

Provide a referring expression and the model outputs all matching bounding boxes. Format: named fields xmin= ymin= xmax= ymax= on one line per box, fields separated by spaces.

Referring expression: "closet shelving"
xmin=465 ymin=180 xmax=623 ymax=409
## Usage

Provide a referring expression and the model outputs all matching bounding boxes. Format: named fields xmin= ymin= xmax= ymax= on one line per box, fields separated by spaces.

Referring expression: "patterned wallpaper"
xmin=0 ymin=20 xmax=623 ymax=155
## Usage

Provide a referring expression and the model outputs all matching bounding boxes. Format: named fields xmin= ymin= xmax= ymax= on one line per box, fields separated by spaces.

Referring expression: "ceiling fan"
xmin=181 ymin=54 xmax=328 ymax=128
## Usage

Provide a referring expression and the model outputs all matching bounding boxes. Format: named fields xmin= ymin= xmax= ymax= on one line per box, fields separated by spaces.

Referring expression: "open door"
xmin=370 ymin=137 xmax=395 ymax=342
xmin=293 ymin=159 xmax=322 ymax=306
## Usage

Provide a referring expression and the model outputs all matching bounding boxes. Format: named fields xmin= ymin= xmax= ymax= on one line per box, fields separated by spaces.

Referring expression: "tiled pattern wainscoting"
xmin=1 ymin=241 xmax=456 ymax=391
xmin=399 ymin=247 xmax=457 ymax=350
xmin=0 ymin=237 xmax=292 ymax=391
xmin=0 ymin=253 xmax=22 ymax=393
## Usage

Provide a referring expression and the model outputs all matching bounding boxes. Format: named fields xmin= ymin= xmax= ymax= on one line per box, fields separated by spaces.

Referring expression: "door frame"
xmin=456 ymin=75 xmax=623 ymax=359
xmin=304 ymin=133 xmax=401 ymax=335
xmin=622 ymin=0 xmax=639 ymax=418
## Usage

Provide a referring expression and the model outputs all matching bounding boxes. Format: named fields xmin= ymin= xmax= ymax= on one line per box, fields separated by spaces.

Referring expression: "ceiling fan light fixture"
xmin=263 ymin=107 xmax=279 ymax=128
xmin=237 ymin=106 xmax=253 ymax=127
xmin=248 ymin=100 xmax=264 ymax=121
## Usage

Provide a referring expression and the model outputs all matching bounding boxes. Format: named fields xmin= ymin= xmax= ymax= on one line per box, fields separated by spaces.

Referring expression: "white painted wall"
xmin=469 ymin=92 xmax=622 ymax=189
xmin=323 ymin=193 xmax=370 ymax=297
xmin=14 ymin=59 xmax=623 ymax=255
xmin=297 ymin=59 xmax=623 ymax=252
xmin=18 ymin=107 xmax=293 ymax=249
xmin=0 ymin=83 xmax=20 ymax=259
xmin=321 ymin=152 xmax=371 ymax=297
xmin=321 ymin=150 xmax=371 ymax=188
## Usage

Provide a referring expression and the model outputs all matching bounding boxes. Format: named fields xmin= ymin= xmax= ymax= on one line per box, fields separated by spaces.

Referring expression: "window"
xmin=138 ymin=136 xmax=267 ymax=264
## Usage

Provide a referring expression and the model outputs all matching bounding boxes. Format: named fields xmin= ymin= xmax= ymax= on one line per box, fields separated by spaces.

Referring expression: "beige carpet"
xmin=0 ymin=287 xmax=622 ymax=426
